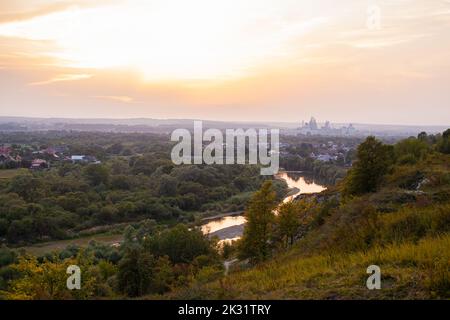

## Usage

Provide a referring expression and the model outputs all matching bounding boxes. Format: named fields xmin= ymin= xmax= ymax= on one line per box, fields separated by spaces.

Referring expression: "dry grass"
xmin=168 ymin=235 xmax=450 ymax=299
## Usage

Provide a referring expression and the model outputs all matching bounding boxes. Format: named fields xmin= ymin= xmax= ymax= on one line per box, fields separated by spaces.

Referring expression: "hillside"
xmin=164 ymin=139 xmax=450 ymax=300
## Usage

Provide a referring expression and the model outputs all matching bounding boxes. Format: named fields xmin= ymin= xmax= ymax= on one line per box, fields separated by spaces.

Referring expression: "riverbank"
xmin=200 ymin=172 xmax=327 ymax=242
xmin=201 ymin=211 xmax=244 ymax=222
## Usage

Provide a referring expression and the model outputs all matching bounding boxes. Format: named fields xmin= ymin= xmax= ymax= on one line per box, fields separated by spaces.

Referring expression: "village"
xmin=0 ymin=144 xmax=100 ymax=171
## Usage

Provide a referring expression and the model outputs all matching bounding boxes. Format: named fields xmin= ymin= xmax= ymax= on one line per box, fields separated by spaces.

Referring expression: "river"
xmin=201 ymin=172 xmax=327 ymax=244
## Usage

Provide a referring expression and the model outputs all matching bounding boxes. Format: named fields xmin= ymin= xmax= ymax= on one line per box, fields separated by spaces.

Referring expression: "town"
xmin=0 ymin=144 xmax=100 ymax=171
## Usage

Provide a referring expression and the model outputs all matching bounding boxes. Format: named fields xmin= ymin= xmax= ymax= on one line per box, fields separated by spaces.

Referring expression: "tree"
xmin=418 ymin=131 xmax=428 ymax=141
xmin=8 ymin=175 xmax=43 ymax=202
xmin=394 ymin=137 xmax=428 ymax=164
xmin=437 ymin=129 xmax=450 ymax=154
xmin=344 ymin=136 xmax=393 ymax=196
xmin=239 ymin=181 xmax=277 ymax=263
xmin=275 ymin=199 xmax=317 ymax=248
xmin=117 ymin=247 xmax=155 ymax=297
xmin=158 ymin=174 xmax=178 ymax=197
xmin=145 ymin=224 xmax=212 ymax=264
xmin=83 ymin=164 xmax=109 ymax=186
xmin=276 ymin=202 xmax=300 ymax=247
xmin=5 ymin=253 xmax=102 ymax=300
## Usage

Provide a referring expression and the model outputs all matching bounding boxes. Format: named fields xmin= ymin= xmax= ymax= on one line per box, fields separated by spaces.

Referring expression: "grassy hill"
xmin=163 ymin=149 xmax=450 ymax=300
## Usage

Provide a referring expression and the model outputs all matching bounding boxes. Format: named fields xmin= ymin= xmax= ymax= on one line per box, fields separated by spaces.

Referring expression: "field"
xmin=18 ymin=233 xmax=123 ymax=256
xmin=0 ymin=169 xmax=29 ymax=180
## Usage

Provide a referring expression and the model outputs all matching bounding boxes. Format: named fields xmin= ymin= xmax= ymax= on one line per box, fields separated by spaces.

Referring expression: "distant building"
xmin=0 ymin=146 xmax=12 ymax=156
xmin=0 ymin=154 xmax=12 ymax=164
xmin=30 ymin=159 xmax=49 ymax=170
xmin=71 ymin=155 xmax=101 ymax=164
xmin=298 ymin=117 xmax=359 ymax=136
xmin=0 ymin=151 xmax=21 ymax=167
xmin=315 ymin=154 xmax=337 ymax=162
xmin=309 ymin=117 xmax=318 ymax=130
xmin=71 ymin=155 xmax=86 ymax=162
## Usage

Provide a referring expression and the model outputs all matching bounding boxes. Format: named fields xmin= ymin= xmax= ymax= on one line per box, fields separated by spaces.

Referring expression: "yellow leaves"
xmin=6 ymin=254 xmax=72 ymax=299
xmin=5 ymin=251 xmax=102 ymax=300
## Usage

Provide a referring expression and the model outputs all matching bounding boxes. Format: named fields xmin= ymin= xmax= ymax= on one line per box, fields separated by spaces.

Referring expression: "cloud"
xmin=0 ymin=3 xmax=73 ymax=24
xmin=0 ymin=0 xmax=122 ymax=23
xmin=29 ymin=73 xmax=92 ymax=85
xmin=348 ymin=33 xmax=430 ymax=49
xmin=94 ymin=95 xmax=139 ymax=104
xmin=0 ymin=1 xmax=331 ymax=81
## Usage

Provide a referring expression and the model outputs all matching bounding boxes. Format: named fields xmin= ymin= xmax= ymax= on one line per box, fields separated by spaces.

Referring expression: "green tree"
xmin=158 ymin=174 xmax=178 ymax=197
xmin=394 ymin=137 xmax=429 ymax=164
xmin=8 ymin=175 xmax=43 ymax=202
xmin=83 ymin=164 xmax=109 ymax=186
xmin=437 ymin=129 xmax=450 ymax=154
xmin=145 ymin=224 xmax=212 ymax=264
xmin=276 ymin=201 xmax=300 ymax=247
xmin=117 ymin=247 xmax=155 ymax=297
xmin=344 ymin=136 xmax=393 ymax=196
xmin=239 ymin=181 xmax=277 ymax=263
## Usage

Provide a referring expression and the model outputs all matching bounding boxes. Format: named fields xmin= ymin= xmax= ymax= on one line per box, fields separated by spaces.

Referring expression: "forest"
xmin=0 ymin=132 xmax=280 ymax=245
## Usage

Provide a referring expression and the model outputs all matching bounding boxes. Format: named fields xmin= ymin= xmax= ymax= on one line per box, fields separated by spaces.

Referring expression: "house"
xmin=0 ymin=146 xmax=12 ymax=156
xmin=53 ymin=145 xmax=68 ymax=154
xmin=71 ymin=155 xmax=101 ymax=164
xmin=0 ymin=154 xmax=12 ymax=164
xmin=316 ymin=154 xmax=337 ymax=162
xmin=0 ymin=153 xmax=21 ymax=167
xmin=30 ymin=159 xmax=49 ymax=170
xmin=71 ymin=155 xmax=86 ymax=162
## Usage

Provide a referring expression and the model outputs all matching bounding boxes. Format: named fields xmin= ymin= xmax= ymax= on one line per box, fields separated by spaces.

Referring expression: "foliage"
xmin=2 ymin=251 xmax=105 ymax=300
xmin=1 ymin=129 xmax=450 ymax=300
xmin=238 ymin=181 xmax=277 ymax=263
xmin=275 ymin=200 xmax=316 ymax=248
xmin=117 ymin=247 xmax=156 ymax=297
xmin=344 ymin=136 xmax=394 ymax=196
xmin=437 ymin=129 xmax=450 ymax=154
xmin=145 ymin=224 xmax=214 ymax=264
xmin=0 ymin=132 xmax=267 ymax=245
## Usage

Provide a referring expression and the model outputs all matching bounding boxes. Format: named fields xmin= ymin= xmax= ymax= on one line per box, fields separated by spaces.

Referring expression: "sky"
xmin=0 ymin=0 xmax=449 ymax=125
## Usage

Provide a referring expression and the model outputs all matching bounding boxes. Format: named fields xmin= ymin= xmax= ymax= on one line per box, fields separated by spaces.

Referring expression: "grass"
xmin=167 ymin=235 xmax=450 ymax=299
xmin=156 ymin=154 xmax=450 ymax=300
xmin=0 ymin=169 xmax=29 ymax=180
xmin=18 ymin=233 xmax=123 ymax=256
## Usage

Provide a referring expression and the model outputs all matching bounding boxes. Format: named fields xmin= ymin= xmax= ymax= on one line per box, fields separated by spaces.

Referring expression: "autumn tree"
xmin=4 ymin=252 xmax=102 ymax=300
xmin=239 ymin=180 xmax=277 ymax=263
xmin=275 ymin=199 xmax=317 ymax=248
xmin=276 ymin=201 xmax=300 ymax=247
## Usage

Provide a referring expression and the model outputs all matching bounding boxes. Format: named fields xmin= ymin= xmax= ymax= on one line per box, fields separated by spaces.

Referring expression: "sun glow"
xmin=0 ymin=0 xmax=324 ymax=82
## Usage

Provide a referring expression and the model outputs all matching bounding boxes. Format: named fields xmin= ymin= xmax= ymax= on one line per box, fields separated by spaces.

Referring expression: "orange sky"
xmin=0 ymin=0 xmax=449 ymax=125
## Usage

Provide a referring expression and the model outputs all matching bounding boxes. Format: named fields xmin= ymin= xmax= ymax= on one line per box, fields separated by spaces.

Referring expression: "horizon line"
xmin=0 ymin=115 xmax=449 ymax=128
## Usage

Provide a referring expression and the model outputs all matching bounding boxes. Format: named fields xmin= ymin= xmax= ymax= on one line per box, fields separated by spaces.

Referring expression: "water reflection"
xmin=201 ymin=216 xmax=247 ymax=234
xmin=277 ymin=172 xmax=327 ymax=203
xmin=201 ymin=172 xmax=326 ymax=242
